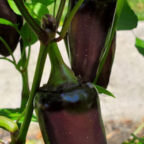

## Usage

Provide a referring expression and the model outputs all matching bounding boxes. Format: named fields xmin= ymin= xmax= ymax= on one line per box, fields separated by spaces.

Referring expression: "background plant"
xmin=0 ymin=0 xmax=144 ymax=143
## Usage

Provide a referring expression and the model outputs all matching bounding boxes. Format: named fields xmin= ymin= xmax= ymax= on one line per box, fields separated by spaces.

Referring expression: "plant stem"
xmin=94 ymin=0 xmax=124 ymax=84
xmin=47 ymin=43 xmax=77 ymax=89
xmin=0 ymin=57 xmax=15 ymax=65
xmin=133 ymin=122 xmax=144 ymax=135
xmin=0 ymin=116 xmax=19 ymax=134
xmin=20 ymin=40 xmax=29 ymax=110
xmin=0 ymin=37 xmax=16 ymax=65
xmin=21 ymin=72 xmax=29 ymax=109
xmin=63 ymin=0 xmax=71 ymax=57
xmin=48 ymin=43 xmax=64 ymax=66
xmin=53 ymin=0 xmax=56 ymax=17
xmin=64 ymin=34 xmax=70 ymax=58
xmin=56 ymin=0 xmax=66 ymax=27
xmin=15 ymin=42 xmax=49 ymax=144
xmin=13 ymin=0 xmax=47 ymax=43
xmin=54 ymin=0 xmax=84 ymax=42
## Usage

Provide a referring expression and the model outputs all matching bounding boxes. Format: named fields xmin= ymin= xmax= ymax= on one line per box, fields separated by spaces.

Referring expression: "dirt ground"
xmin=0 ymin=22 xmax=144 ymax=143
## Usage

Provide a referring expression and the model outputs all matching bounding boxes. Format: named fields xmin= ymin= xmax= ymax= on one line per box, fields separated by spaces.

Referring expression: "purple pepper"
xmin=68 ymin=0 xmax=116 ymax=88
xmin=0 ymin=0 xmax=22 ymax=56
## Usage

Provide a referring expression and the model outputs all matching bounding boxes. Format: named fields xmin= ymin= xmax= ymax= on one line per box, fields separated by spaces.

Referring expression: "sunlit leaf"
xmin=7 ymin=0 xmax=21 ymax=15
xmin=30 ymin=0 xmax=54 ymax=6
xmin=128 ymin=0 xmax=144 ymax=20
xmin=27 ymin=2 xmax=49 ymax=19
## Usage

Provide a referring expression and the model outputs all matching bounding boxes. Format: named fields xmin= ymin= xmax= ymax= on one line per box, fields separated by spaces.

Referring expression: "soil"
xmin=0 ymin=22 xmax=144 ymax=143
xmin=1 ymin=119 xmax=144 ymax=144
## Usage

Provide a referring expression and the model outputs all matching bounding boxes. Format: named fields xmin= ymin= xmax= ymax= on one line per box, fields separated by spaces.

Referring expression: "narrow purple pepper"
xmin=68 ymin=0 xmax=116 ymax=88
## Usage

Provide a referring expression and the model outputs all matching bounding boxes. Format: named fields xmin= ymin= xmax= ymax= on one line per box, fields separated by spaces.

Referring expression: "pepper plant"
xmin=0 ymin=0 xmax=142 ymax=144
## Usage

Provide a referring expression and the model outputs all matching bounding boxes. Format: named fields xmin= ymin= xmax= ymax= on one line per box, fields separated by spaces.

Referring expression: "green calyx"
xmin=46 ymin=42 xmax=78 ymax=91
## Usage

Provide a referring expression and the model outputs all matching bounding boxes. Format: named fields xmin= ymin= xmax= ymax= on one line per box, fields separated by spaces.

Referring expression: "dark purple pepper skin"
xmin=34 ymin=83 xmax=107 ymax=144
xmin=68 ymin=0 xmax=116 ymax=88
xmin=97 ymin=38 xmax=116 ymax=87
xmin=0 ymin=0 xmax=22 ymax=56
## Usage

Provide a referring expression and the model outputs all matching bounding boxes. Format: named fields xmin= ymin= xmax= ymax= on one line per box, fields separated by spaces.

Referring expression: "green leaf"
xmin=7 ymin=0 xmax=54 ymax=18
xmin=20 ymin=22 xmax=38 ymax=47
xmin=0 ymin=18 xmax=17 ymax=27
xmin=17 ymin=45 xmax=31 ymax=69
xmin=7 ymin=0 xmax=21 ymax=15
xmin=30 ymin=0 xmax=54 ymax=6
xmin=25 ymin=2 xmax=50 ymax=24
xmin=131 ymin=134 xmax=144 ymax=143
xmin=0 ymin=108 xmax=37 ymax=123
xmin=93 ymin=84 xmax=115 ymax=98
xmin=117 ymin=0 xmax=138 ymax=30
xmin=29 ymin=2 xmax=49 ymax=18
xmin=25 ymin=0 xmax=54 ymax=20
xmin=0 ymin=18 xmax=21 ymax=36
xmin=135 ymin=37 xmax=144 ymax=56
xmin=128 ymin=0 xmax=144 ymax=20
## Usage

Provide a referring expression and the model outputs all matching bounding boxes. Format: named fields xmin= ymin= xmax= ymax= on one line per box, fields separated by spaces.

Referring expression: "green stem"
xmin=133 ymin=122 xmax=144 ymax=135
xmin=0 ymin=116 xmax=18 ymax=133
xmin=21 ymin=72 xmax=29 ymax=109
xmin=16 ymin=110 xmax=25 ymax=124
xmin=63 ymin=0 xmax=71 ymax=57
xmin=94 ymin=0 xmax=124 ymax=83
xmin=0 ymin=57 xmax=21 ymax=73
xmin=56 ymin=0 xmax=66 ymax=27
xmin=61 ymin=0 xmax=84 ymax=37
xmin=54 ymin=0 xmax=84 ymax=41
xmin=48 ymin=43 xmax=64 ymax=66
xmin=0 ymin=37 xmax=22 ymax=73
xmin=20 ymin=40 xmax=29 ymax=110
xmin=64 ymin=34 xmax=70 ymax=58
xmin=15 ymin=43 xmax=49 ymax=144
xmin=13 ymin=0 xmax=47 ymax=42
xmin=0 ymin=57 xmax=15 ymax=65
xmin=0 ymin=37 xmax=16 ymax=65
xmin=0 ymin=116 xmax=19 ymax=142
xmin=53 ymin=0 xmax=56 ymax=17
